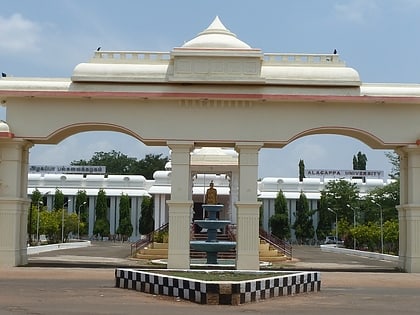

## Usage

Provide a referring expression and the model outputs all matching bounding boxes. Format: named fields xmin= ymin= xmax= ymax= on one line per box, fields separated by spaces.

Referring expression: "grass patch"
xmin=150 ymin=270 xmax=286 ymax=281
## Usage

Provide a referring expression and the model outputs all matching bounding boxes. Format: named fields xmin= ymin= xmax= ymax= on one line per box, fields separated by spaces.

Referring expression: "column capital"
xmin=396 ymin=145 xmax=420 ymax=155
xmin=167 ymin=141 xmax=194 ymax=151
xmin=234 ymin=142 xmax=263 ymax=152
xmin=0 ymin=138 xmax=33 ymax=149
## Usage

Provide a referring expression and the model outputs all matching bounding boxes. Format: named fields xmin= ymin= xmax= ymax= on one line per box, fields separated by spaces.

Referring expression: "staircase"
xmin=132 ymin=225 xmax=292 ymax=262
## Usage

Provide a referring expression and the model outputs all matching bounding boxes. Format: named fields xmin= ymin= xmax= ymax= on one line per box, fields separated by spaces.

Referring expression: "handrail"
xmin=226 ymin=224 xmax=236 ymax=241
xmin=130 ymin=223 xmax=169 ymax=256
xmin=259 ymin=228 xmax=292 ymax=259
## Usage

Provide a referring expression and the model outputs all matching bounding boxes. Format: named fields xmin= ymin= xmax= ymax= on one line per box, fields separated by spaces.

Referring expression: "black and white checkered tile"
xmin=115 ymin=268 xmax=321 ymax=305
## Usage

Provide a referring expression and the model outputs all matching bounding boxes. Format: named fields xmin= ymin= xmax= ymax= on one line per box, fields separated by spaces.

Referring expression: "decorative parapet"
xmin=88 ymin=50 xmax=343 ymax=67
xmin=263 ymin=53 xmax=344 ymax=66
xmin=90 ymin=51 xmax=171 ymax=64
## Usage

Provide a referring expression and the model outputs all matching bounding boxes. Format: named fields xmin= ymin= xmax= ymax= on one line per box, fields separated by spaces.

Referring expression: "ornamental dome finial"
xmin=182 ymin=16 xmax=251 ymax=49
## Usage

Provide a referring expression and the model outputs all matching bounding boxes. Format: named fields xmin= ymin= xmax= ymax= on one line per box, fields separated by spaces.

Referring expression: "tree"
xmin=385 ymin=151 xmax=400 ymax=179
xmin=133 ymin=154 xmax=169 ymax=179
xmin=269 ymin=190 xmax=290 ymax=239
xmin=28 ymin=189 xmax=42 ymax=243
xmin=71 ymin=150 xmax=169 ymax=178
xmin=75 ymin=190 xmax=88 ymax=236
xmin=353 ymin=151 xmax=368 ymax=170
xmin=353 ymin=151 xmax=368 ymax=182
xmin=53 ymin=188 xmax=65 ymax=211
xmin=116 ymin=194 xmax=133 ymax=241
xmin=93 ymin=189 xmax=109 ymax=238
xmin=293 ymin=192 xmax=314 ymax=244
xmin=316 ymin=179 xmax=359 ymax=241
xmin=322 ymin=179 xmax=359 ymax=224
xmin=139 ymin=196 xmax=154 ymax=235
xmin=298 ymin=159 xmax=305 ymax=182
xmin=366 ymin=180 xmax=399 ymax=223
xmin=316 ymin=194 xmax=334 ymax=241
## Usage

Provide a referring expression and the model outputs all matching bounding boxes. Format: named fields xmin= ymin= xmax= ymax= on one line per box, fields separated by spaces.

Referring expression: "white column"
xmin=397 ymin=146 xmax=420 ymax=273
xmin=110 ymin=197 xmax=116 ymax=235
xmin=130 ymin=197 xmax=138 ymax=240
xmin=0 ymin=139 xmax=32 ymax=266
xmin=230 ymin=170 xmax=239 ymax=224
xmin=396 ymin=148 xmax=408 ymax=269
xmin=235 ymin=142 xmax=262 ymax=270
xmin=166 ymin=141 xmax=194 ymax=269
xmin=115 ymin=196 xmax=121 ymax=235
xmin=88 ymin=196 xmax=95 ymax=237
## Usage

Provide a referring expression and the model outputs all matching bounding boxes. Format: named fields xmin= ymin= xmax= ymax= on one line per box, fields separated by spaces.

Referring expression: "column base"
xmin=167 ymin=200 xmax=193 ymax=269
xmin=0 ymin=198 xmax=30 ymax=267
xmin=403 ymin=256 xmax=420 ymax=273
xmin=235 ymin=202 xmax=261 ymax=271
xmin=398 ymin=204 xmax=420 ymax=273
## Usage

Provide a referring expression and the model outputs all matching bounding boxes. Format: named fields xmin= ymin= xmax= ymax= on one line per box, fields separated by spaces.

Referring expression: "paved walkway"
xmin=0 ymin=242 xmax=417 ymax=314
xmin=27 ymin=241 xmax=400 ymax=271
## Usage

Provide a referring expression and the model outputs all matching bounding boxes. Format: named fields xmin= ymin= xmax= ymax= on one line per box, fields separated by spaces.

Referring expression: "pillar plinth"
xmin=167 ymin=200 xmax=193 ymax=268
xmin=0 ymin=139 xmax=32 ymax=266
xmin=397 ymin=204 xmax=420 ymax=272
xmin=235 ymin=201 xmax=261 ymax=270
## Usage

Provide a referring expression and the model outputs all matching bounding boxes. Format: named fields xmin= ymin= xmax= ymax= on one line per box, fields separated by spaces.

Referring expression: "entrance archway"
xmin=1 ymin=17 xmax=420 ymax=271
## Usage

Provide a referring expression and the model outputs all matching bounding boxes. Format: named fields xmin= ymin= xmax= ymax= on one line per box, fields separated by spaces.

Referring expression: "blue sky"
xmin=1 ymin=0 xmax=419 ymax=178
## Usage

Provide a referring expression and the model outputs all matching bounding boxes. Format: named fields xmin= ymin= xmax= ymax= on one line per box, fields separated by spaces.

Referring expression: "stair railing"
xmin=130 ymin=223 xmax=169 ymax=256
xmin=259 ymin=228 xmax=293 ymax=259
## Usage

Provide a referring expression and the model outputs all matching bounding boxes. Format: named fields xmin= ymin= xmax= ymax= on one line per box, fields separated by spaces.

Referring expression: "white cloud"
xmin=334 ymin=0 xmax=379 ymax=24
xmin=0 ymin=13 xmax=41 ymax=53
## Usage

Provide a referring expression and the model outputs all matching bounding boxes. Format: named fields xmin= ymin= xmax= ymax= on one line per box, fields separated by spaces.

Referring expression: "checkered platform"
xmin=115 ymin=268 xmax=321 ymax=305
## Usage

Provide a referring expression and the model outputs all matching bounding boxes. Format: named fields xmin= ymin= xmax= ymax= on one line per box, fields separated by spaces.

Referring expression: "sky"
xmin=1 ymin=0 xmax=419 ymax=179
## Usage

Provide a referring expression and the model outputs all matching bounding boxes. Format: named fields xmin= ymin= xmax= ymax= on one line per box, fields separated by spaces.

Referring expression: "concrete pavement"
xmin=27 ymin=241 xmax=400 ymax=271
xmin=0 ymin=242 xmax=417 ymax=314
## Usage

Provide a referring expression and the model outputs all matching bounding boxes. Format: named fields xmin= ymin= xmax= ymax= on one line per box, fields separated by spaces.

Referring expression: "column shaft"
xmin=235 ymin=143 xmax=262 ymax=270
xmin=167 ymin=141 xmax=193 ymax=269
xmin=396 ymin=146 xmax=420 ymax=272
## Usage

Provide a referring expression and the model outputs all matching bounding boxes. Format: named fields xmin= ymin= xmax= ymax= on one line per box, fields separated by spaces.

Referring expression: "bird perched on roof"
xmin=333 ymin=49 xmax=337 ymax=54
xmin=1 ymin=72 xmax=6 ymax=78
xmin=97 ymin=47 xmax=101 ymax=51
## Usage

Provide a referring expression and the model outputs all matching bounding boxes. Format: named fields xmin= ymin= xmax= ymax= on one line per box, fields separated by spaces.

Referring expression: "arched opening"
xmin=28 ymin=130 xmax=169 ymax=242
xmin=258 ymin=131 xmax=396 ymax=247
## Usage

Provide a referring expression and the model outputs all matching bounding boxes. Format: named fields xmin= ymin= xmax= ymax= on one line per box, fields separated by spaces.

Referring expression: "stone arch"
xmin=287 ymin=126 xmax=393 ymax=150
xmin=29 ymin=122 xmax=147 ymax=145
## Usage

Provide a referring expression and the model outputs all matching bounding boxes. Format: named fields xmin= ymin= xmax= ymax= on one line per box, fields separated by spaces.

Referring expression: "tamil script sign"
xmin=305 ymin=169 xmax=384 ymax=178
xmin=29 ymin=165 xmax=106 ymax=174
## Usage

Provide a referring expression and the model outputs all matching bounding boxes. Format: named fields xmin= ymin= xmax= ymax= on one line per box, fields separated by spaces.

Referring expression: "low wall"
xmin=27 ymin=240 xmax=91 ymax=255
xmin=320 ymin=245 xmax=399 ymax=263
xmin=115 ymin=268 xmax=321 ymax=305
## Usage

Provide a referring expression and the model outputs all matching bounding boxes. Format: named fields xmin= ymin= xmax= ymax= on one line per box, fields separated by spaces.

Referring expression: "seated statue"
xmin=205 ymin=181 xmax=217 ymax=204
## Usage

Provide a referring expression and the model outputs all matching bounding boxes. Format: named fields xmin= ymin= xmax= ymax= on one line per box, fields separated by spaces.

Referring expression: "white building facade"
xmin=28 ymin=148 xmax=392 ymax=241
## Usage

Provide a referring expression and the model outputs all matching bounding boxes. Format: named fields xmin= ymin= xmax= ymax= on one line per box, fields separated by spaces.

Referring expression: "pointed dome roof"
xmin=182 ymin=16 xmax=251 ymax=49
xmin=0 ymin=120 xmax=10 ymax=133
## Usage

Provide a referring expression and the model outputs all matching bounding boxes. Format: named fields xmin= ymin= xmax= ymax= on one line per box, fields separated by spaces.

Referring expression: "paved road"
xmin=0 ymin=242 xmax=417 ymax=314
xmin=27 ymin=241 xmax=400 ymax=271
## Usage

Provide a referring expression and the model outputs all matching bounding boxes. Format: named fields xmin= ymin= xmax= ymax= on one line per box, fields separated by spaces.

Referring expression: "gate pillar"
xmin=235 ymin=143 xmax=262 ymax=270
xmin=397 ymin=146 xmax=420 ymax=272
xmin=167 ymin=141 xmax=194 ymax=269
xmin=0 ymin=132 xmax=32 ymax=266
